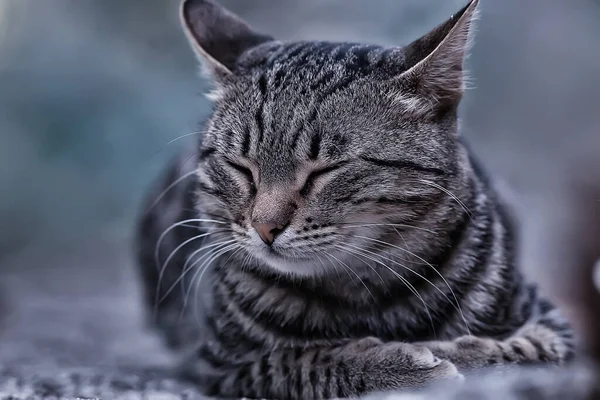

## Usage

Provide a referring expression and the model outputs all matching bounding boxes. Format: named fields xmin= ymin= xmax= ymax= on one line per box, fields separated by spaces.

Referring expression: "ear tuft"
xmin=180 ymin=0 xmax=273 ymax=80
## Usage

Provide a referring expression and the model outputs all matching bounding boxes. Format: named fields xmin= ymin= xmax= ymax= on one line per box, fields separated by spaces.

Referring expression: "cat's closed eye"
xmin=226 ymin=160 xmax=256 ymax=189
xmin=300 ymin=164 xmax=344 ymax=196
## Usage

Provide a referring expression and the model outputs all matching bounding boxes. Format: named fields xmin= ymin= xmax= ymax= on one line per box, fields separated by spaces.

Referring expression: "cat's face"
xmin=181 ymin=0 xmax=478 ymax=276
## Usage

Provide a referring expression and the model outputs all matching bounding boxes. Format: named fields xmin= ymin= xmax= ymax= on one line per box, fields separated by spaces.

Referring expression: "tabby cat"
xmin=136 ymin=0 xmax=575 ymax=398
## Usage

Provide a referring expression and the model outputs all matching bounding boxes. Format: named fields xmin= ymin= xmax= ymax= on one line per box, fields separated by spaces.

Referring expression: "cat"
xmin=135 ymin=0 xmax=575 ymax=398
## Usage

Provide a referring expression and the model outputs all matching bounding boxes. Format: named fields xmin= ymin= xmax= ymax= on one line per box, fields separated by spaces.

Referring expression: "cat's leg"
xmin=416 ymin=299 xmax=575 ymax=370
xmin=189 ymin=338 xmax=462 ymax=399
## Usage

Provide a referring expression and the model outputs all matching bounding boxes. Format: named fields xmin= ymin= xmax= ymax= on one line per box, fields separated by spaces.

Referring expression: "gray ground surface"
xmin=0 ymin=231 xmax=202 ymax=399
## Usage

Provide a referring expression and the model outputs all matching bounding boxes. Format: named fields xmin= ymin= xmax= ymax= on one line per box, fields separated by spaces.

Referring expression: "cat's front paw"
xmin=416 ymin=336 xmax=504 ymax=370
xmin=515 ymin=324 xmax=573 ymax=364
xmin=410 ymin=345 xmax=463 ymax=378
xmin=383 ymin=343 xmax=464 ymax=388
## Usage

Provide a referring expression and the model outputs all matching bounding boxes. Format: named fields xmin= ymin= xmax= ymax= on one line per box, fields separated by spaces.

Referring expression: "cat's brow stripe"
xmin=309 ymin=130 xmax=322 ymax=160
xmin=360 ymin=156 xmax=448 ymax=176
xmin=253 ymin=108 xmax=264 ymax=154
xmin=253 ymin=73 xmax=268 ymax=154
xmin=241 ymin=125 xmax=251 ymax=156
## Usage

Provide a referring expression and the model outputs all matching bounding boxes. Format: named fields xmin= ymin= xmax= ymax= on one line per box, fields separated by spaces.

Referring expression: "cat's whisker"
xmin=338 ymin=222 xmax=437 ymax=235
xmin=335 ymin=244 xmax=432 ymax=309
xmin=191 ymin=245 xmax=244 ymax=324
xmin=335 ymin=244 xmax=436 ymax=336
xmin=155 ymin=231 xmax=223 ymax=314
xmin=189 ymin=243 xmax=241 ymax=325
xmin=199 ymin=210 xmax=236 ymax=226
xmin=154 ymin=218 xmax=229 ymax=270
xmin=327 ymin=247 xmax=366 ymax=286
xmin=159 ymin=239 xmax=237 ymax=305
xmin=327 ymin=247 xmax=376 ymax=300
xmin=333 ymin=249 xmax=386 ymax=287
xmin=415 ymin=179 xmax=474 ymax=220
xmin=154 ymin=227 xmax=230 ymax=316
xmin=164 ymin=131 xmax=206 ymax=147
xmin=240 ymin=249 xmax=253 ymax=271
xmin=179 ymin=242 xmax=237 ymax=315
xmin=328 ymin=254 xmax=372 ymax=286
xmin=345 ymin=241 xmax=467 ymax=333
xmin=354 ymin=234 xmax=471 ymax=336
xmin=313 ymin=252 xmax=330 ymax=276
xmin=321 ymin=252 xmax=343 ymax=280
xmin=181 ymin=151 xmax=202 ymax=170
xmin=149 ymin=132 xmax=204 ymax=161
xmin=391 ymin=226 xmax=411 ymax=255
xmin=224 ymin=246 xmax=245 ymax=266
xmin=156 ymin=227 xmax=229 ymax=289
xmin=177 ymin=223 xmax=205 ymax=229
xmin=146 ymin=170 xmax=198 ymax=212
xmin=345 ymin=242 xmax=435 ymax=291
xmin=179 ymin=235 xmax=235 ymax=280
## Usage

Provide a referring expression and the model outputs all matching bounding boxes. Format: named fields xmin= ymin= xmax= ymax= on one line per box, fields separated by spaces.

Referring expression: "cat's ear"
xmin=180 ymin=0 xmax=273 ymax=81
xmin=395 ymin=0 xmax=479 ymax=117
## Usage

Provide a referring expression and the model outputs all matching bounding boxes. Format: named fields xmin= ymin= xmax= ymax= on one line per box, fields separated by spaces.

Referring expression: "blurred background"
xmin=0 ymin=0 xmax=598 ymax=370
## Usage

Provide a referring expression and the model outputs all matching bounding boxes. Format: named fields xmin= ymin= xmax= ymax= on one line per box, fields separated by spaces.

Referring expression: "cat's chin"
xmin=256 ymin=251 xmax=324 ymax=277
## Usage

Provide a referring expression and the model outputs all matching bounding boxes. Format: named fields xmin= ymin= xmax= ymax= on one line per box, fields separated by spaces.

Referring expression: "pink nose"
xmin=252 ymin=222 xmax=286 ymax=246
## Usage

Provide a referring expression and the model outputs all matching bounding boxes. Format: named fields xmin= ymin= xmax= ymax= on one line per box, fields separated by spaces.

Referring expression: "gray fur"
xmin=135 ymin=0 xmax=575 ymax=398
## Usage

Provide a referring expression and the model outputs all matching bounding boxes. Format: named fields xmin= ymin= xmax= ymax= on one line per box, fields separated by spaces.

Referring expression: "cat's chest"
xmin=214 ymin=270 xmax=441 ymax=344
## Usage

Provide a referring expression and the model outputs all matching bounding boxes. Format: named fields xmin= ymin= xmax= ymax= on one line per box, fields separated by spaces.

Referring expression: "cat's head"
xmin=181 ymin=0 xmax=479 ymax=277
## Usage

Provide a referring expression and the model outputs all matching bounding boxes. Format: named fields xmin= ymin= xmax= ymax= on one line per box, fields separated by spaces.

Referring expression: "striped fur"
xmin=136 ymin=0 xmax=575 ymax=398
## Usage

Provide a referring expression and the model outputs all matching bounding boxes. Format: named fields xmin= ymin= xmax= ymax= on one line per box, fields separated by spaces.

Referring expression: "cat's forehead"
xmin=237 ymin=41 xmax=408 ymax=88
xmin=212 ymin=41 xmax=412 ymax=145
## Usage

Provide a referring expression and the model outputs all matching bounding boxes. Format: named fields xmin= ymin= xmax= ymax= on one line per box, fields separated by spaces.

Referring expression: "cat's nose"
xmin=252 ymin=221 xmax=287 ymax=246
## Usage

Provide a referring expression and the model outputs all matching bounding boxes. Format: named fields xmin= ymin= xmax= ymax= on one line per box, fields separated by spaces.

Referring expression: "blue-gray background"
xmin=0 ymin=0 xmax=598 ymax=367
